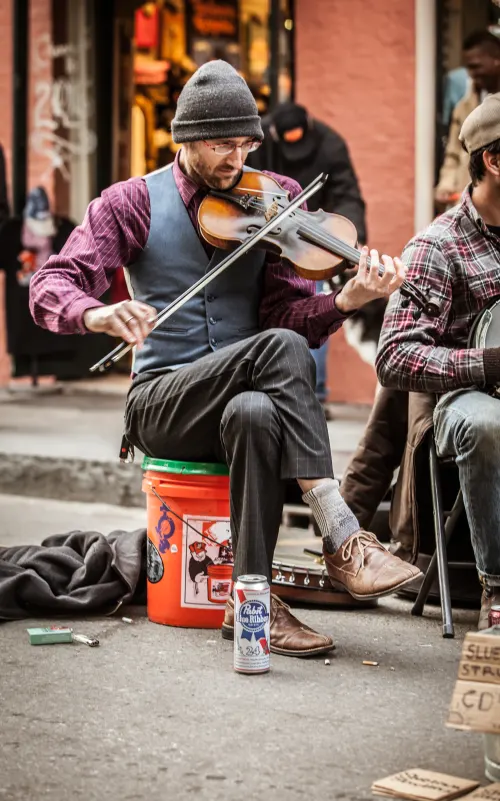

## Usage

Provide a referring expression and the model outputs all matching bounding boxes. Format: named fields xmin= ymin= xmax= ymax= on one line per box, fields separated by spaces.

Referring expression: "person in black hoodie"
xmin=247 ymin=102 xmax=367 ymax=411
xmin=248 ymin=101 xmax=366 ymax=242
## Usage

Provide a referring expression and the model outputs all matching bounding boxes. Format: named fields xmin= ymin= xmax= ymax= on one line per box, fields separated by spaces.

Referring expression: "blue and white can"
xmin=234 ymin=574 xmax=270 ymax=674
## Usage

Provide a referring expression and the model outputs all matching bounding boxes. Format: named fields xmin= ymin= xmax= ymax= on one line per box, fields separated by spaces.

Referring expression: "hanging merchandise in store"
xmin=186 ymin=0 xmax=240 ymax=67
xmin=127 ymin=0 xmax=293 ymax=178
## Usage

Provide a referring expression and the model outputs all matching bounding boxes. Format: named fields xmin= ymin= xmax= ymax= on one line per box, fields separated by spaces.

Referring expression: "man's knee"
xmin=261 ymin=328 xmax=314 ymax=367
xmin=461 ymin=413 xmax=500 ymax=451
xmin=221 ymin=391 xmax=279 ymax=435
xmin=439 ymin=409 xmax=500 ymax=457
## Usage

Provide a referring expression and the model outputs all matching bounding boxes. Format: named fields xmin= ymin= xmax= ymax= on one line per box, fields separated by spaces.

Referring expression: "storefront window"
xmin=125 ymin=0 xmax=294 ymax=179
xmin=29 ymin=0 xmax=97 ymax=223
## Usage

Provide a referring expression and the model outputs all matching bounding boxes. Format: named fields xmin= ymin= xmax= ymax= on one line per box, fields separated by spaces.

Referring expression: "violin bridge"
xmin=264 ymin=200 xmax=280 ymax=222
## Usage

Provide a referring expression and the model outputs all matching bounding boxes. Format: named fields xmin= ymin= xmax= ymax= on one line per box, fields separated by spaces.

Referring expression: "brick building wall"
xmin=0 ymin=0 xmax=52 ymax=386
xmin=295 ymin=0 xmax=416 ymax=403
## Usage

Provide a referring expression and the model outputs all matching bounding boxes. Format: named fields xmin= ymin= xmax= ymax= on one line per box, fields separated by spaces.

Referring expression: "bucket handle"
xmin=149 ymin=486 xmax=222 ymax=547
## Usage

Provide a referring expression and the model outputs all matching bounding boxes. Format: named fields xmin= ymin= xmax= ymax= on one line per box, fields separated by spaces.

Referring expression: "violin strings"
xmin=294 ymin=217 xmax=416 ymax=295
xmin=227 ymin=193 xmax=417 ymax=298
xmin=231 ymin=188 xmax=288 ymax=198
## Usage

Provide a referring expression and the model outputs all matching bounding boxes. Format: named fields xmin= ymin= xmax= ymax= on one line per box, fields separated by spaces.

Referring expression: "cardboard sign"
xmin=461 ymin=631 xmax=500 ymax=668
xmin=458 ymin=631 xmax=500 ymax=685
xmin=462 ymin=785 xmax=500 ymax=800
xmin=372 ymin=768 xmax=479 ymax=800
xmin=447 ymin=679 xmax=500 ymax=734
xmin=458 ymin=661 xmax=500 ymax=685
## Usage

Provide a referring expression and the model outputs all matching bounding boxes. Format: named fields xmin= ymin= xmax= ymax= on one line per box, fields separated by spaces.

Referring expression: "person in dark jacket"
xmin=248 ymin=102 xmax=366 ymax=240
xmin=247 ymin=102 xmax=367 ymax=410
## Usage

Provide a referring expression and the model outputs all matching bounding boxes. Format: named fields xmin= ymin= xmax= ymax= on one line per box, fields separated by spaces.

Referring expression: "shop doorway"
xmin=112 ymin=0 xmax=295 ymax=183
xmin=436 ymin=0 xmax=500 ymax=180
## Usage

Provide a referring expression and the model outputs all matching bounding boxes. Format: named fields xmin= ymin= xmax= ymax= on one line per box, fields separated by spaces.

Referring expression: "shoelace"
xmin=271 ymin=594 xmax=290 ymax=611
xmin=340 ymin=532 xmax=377 ymax=569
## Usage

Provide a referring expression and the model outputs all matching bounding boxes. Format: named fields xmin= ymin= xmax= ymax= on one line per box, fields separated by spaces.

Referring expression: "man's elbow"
xmin=28 ymin=274 xmax=50 ymax=330
xmin=375 ymin=351 xmax=406 ymax=391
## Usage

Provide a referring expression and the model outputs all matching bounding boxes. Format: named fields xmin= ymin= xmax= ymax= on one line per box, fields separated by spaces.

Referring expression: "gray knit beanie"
xmin=171 ymin=60 xmax=263 ymax=144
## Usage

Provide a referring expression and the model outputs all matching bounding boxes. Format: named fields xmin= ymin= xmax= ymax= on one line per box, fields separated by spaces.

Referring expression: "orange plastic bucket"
xmin=142 ymin=457 xmax=232 ymax=628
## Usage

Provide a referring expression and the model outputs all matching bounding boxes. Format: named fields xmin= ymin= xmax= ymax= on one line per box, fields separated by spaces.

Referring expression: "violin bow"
xmin=90 ymin=172 xmax=328 ymax=374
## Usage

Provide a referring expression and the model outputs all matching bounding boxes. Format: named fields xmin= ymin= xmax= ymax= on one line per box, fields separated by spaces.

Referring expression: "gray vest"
xmin=127 ymin=165 xmax=266 ymax=374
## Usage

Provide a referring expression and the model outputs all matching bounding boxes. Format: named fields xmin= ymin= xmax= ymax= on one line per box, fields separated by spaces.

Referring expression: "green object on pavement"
xmin=27 ymin=627 xmax=73 ymax=645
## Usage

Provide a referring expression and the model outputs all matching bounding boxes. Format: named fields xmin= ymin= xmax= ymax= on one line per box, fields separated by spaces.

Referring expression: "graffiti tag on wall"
xmin=30 ymin=33 xmax=97 ymax=181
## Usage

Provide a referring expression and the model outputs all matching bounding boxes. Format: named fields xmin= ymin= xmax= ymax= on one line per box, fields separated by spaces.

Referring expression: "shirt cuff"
xmin=311 ymin=289 xmax=353 ymax=340
xmin=66 ymin=295 xmax=106 ymax=335
xmin=332 ymin=290 xmax=357 ymax=318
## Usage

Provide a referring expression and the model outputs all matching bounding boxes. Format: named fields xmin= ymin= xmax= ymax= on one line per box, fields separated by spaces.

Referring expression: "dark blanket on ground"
xmin=0 ymin=529 xmax=147 ymax=620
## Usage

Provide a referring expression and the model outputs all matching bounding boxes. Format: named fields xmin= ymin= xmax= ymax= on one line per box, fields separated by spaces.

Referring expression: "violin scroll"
xmin=400 ymin=283 xmax=440 ymax=320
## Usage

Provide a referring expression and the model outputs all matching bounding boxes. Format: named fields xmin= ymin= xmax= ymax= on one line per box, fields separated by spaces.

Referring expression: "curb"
xmin=0 ymin=452 xmax=145 ymax=508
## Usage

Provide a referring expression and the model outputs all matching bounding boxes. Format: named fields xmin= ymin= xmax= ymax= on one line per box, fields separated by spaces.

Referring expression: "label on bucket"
xmin=181 ymin=516 xmax=233 ymax=609
xmin=147 ymin=538 xmax=164 ymax=584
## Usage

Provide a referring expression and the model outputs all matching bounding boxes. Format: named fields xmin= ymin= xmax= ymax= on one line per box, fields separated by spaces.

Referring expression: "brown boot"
xmin=323 ymin=530 xmax=422 ymax=601
xmin=478 ymin=587 xmax=500 ymax=631
xmin=222 ymin=595 xmax=334 ymax=658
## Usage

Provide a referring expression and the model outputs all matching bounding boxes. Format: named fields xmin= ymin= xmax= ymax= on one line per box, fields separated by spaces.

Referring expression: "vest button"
xmin=207 ymin=294 xmax=215 ymax=302
xmin=210 ymin=337 xmax=217 ymax=347
xmin=209 ymin=316 xmax=216 ymax=325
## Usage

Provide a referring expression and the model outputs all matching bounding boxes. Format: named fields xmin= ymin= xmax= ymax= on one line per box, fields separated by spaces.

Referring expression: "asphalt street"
xmin=0 ymin=494 xmax=485 ymax=801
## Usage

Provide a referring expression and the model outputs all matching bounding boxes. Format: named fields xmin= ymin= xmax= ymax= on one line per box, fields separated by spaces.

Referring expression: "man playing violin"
xmin=30 ymin=61 xmax=420 ymax=656
xmin=377 ymin=93 xmax=500 ymax=629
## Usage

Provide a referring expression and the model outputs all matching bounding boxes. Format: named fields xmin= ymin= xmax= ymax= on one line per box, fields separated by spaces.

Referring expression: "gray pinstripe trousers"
xmin=125 ymin=329 xmax=333 ymax=581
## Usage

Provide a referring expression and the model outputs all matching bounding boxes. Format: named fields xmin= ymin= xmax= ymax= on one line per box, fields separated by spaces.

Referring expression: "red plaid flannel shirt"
xmin=376 ymin=187 xmax=500 ymax=393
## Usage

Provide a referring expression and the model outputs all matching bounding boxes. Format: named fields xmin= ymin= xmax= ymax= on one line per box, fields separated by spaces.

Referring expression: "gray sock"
xmin=302 ymin=480 xmax=360 ymax=553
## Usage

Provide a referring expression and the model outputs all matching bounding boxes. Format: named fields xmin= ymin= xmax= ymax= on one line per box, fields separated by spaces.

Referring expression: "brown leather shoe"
xmin=478 ymin=587 xmax=500 ymax=631
xmin=221 ymin=595 xmax=334 ymax=658
xmin=323 ymin=530 xmax=423 ymax=601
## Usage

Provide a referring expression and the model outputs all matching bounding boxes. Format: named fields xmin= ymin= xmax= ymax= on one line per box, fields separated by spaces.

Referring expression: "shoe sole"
xmin=330 ymin=570 xmax=424 ymax=601
xmin=221 ymin=623 xmax=335 ymax=658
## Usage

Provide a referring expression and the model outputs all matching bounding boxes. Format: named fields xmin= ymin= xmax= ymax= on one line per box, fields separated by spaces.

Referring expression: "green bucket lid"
xmin=141 ymin=456 xmax=229 ymax=476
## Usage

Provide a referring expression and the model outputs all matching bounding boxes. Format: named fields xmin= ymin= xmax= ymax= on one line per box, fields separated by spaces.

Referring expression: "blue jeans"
xmin=312 ymin=342 xmax=328 ymax=403
xmin=312 ymin=281 xmax=328 ymax=402
xmin=434 ymin=388 xmax=500 ymax=586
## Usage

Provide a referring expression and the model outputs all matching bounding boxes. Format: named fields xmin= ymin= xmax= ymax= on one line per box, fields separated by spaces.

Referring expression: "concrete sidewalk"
xmin=0 ymin=381 xmax=369 ymax=505
xmin=0 ymin=494 xmax=484 ymax=801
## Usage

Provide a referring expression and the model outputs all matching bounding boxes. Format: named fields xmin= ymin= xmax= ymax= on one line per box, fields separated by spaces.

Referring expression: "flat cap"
xmin=459 ymin=93 xmax=500 ymax=153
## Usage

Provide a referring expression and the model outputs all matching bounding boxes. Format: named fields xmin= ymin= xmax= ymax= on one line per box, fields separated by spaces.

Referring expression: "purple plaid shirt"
xmin=29 ymin=152 xmax=347 ymax=348
xmin=376 ymin=186 xmax=500 ymax=393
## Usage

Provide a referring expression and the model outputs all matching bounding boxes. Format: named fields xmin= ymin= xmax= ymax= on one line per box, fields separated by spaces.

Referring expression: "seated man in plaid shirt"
xmin=377 ymin=94 xmax=500 ymax=630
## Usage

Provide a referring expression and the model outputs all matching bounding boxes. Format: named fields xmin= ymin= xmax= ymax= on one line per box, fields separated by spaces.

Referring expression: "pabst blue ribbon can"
xmin=234 ymin=574 xmax=270 ymax=674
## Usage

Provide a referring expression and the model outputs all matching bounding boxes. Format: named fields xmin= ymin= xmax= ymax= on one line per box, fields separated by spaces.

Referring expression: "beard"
xmin=206 ymin=170 xmax=243 ymax=190
xmin=186 ymin=148 xmax=243 ymax=191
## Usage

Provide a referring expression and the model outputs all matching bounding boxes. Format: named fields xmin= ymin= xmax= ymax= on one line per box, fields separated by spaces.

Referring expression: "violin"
xmin=91 ymin=171 xmax=439 ymax=374
xmin=199 ymin=170 xmax=440 ymax=318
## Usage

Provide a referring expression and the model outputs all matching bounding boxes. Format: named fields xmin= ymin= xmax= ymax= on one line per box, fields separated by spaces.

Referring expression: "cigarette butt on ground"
xmin=362 ymin=660 xmax=379 ymax=667
xmin=122 ymin=617 xmax=133 ymax=624
xmin=324 ymin=659 xmax=331 ymax=666
xmin=72 ymin=634 xmax=100 ymax=647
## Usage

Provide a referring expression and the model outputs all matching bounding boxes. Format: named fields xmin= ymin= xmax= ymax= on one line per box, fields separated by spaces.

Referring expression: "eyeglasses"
xmin=203 ymin=140 xmax=262 ymax=156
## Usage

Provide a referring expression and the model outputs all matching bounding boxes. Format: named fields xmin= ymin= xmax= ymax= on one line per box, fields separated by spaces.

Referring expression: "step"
xmin=0 ymin=452 xmax=145 ymax=507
